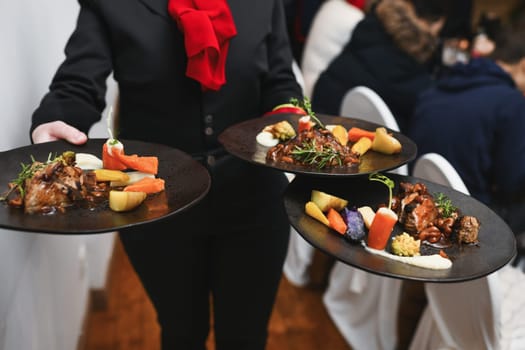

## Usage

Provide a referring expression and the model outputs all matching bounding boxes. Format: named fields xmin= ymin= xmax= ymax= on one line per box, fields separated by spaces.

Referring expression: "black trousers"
xmin=120 ymin=156 xmax=290 ymax=350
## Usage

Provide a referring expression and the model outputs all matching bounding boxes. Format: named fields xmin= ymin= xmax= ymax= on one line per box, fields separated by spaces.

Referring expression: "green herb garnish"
xmin=290 ymin=97 xmax=325 ymax=129
xmin=369 ymin=172 xmax=395 ymax=210
xmin=434 ymin=192 xmax=457 ymax=218
xmin=291 ymin=139 xmax=343 ymax=169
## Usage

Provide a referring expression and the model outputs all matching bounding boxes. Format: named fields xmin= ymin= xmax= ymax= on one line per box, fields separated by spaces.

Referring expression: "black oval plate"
xmin=284 ymin=175 xmax=516 ymax=283
xmin=0 ymin=139 xmax=211 ymax=234
xmin=218 ymin=113 xmax=417 ymax=176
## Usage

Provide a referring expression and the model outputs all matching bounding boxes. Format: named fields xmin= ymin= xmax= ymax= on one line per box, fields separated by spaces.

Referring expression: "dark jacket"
xmin=311 ymin=0 xmax=436 ymax=132
xmin=31 ymin=0 xmax=302 ymax=156
xmin=409 ymin=58 xmax=525 ymax=234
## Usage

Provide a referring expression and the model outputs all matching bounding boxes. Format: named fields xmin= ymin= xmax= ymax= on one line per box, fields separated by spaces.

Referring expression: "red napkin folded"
xmin=168 ymin=0 xmax=237 ymax=91
xmin=347 ymin=0 xmax=366 ymax=10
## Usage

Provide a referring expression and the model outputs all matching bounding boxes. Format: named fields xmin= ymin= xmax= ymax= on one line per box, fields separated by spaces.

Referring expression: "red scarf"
xmin=347 ymin=0 xmax=366 ymax=10
xmin=168 ymin=0 xmax=237 ymax=91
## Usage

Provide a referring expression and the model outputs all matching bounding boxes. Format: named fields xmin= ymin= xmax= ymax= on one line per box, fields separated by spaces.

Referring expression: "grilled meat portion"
xmin=24 ymin=161 xmax=85 ymax=214
xmin=394 ymin=182 xmax=438 ymax=234
xmin=2 ymin=151 xmax=110 ymax=214
xmin=393 ymin=182 xmax=480 ymax=246
xmin=266 ymin=128 xmax=359 ymax=167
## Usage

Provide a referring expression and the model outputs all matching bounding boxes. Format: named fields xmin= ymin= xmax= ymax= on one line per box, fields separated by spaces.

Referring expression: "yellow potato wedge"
xmin=93 ymin=169 xmax=130 ymax=183
xmin=110 ymin=171 xmax=155 ymax=187
xmin=109 ymin=190 xmax=147 ymax=212
xmin=357 ymin=206 xmax=376 ymax=229
xmin=351 ymin=137 xmax=373 ymax=156
xmin=371 ymin=127 xmax=402 ymax=155
xmin=305 ymin=201 xmax=330 ymax=226
xmin=331 ymin=125 xmax=348 ymax=146
xmin=311 ymin=190 xmax=348 ymax=212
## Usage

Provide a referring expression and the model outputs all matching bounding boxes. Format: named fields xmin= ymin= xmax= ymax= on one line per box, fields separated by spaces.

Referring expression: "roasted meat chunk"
xmin=23 ymin=161 xmax=88 ymax=214
xmin=395 ymin=182 xmax=438 ymax=234
xmin=1 ymin=151 xmax=110 ymax=214
xmin=455 ymin=215 xmax=480 ymax=244
xmin=392 ymin=181 xmax=481 ymax=247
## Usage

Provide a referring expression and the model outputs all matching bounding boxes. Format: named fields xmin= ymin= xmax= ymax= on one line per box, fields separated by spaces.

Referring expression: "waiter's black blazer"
xmin=32 ymin=0 xmax=302 ymax=154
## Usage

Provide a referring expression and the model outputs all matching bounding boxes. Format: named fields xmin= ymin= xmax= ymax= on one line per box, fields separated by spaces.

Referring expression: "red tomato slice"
xmin=298 ymin=115 xmax=315 ymax=132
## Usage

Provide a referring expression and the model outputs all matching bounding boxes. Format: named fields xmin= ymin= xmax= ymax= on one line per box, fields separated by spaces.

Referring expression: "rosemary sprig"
xmin=0 ymin=156 xmax=39 ymax=201
xmin=290 ymin=97 xmax=325 ymax=129
xmin=290 ymin=139 xmax=343 ymax=168
xmin=434 ymin=192 xmax=457 ymax=218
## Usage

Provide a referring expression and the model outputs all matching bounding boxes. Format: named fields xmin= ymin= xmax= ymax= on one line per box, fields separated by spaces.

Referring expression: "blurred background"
xmin=0 ymin=0 xmax=522 ymax=349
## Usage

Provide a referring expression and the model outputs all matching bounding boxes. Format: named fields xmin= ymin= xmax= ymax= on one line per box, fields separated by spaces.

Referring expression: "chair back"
xmin=412 ymin=153 xmax=469 ymax=195
xmin=301 ymin=0 xmax=364 ymax=98
xmin=340 ymin=86 xmax=399 ymax=131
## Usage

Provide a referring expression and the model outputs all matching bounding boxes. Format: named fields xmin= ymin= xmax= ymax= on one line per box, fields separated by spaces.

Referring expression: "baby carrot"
xmin=347 ymin=127 xmax=376 ymax=143
xmin=102 ymin=143 xmax=127 ymax=170
xmin=327 ymin=208 xmax=347 ymax=235
xmin=367 ymin=207 xmax=398 ymax=250
xmin=124 ymin=177 xmax=165 ymax=194
xmin=116 ymin=153 xmax=159 ymax=175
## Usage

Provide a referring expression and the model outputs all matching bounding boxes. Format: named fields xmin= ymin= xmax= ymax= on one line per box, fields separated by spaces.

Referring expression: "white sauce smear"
xmin=256 ymin=131 xmax=279 ymax=147
xmin=364 ymin=246 xmax=452 ymax=270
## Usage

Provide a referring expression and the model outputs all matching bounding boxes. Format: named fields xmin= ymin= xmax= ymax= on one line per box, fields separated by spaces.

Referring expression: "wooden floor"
xmin=82 ymin=238 xmax=352 ymax=350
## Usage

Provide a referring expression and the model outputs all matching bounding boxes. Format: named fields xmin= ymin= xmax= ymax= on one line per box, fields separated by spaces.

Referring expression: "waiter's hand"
xmin=32 ymin=121 xmax=88 ymax=145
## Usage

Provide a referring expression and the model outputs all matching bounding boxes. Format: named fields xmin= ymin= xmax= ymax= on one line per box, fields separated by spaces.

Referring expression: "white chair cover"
xmin=340 ymin=86 xmax=399 ymax=130
xmin=323 ymin=263 xmax=402 ymax=350
xmin=498 ymin=265 xmax=525 ymax=350
xmin=301 ymin=0 xmax=364 ymax=99
xmin=410 ymin=275 xmax=501 ymax=350
xmin=412 ymin=153 xmax=469 ymax=195
xmin=410 ymin=153 xmax=521 ymax=350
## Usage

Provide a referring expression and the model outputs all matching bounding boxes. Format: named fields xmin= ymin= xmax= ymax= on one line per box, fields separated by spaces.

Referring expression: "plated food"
xmin=257 ymin=98 xmax=402 ymax=167
xmin=283 ymin=173 xmax=514 ymax=282
xmin=259 ymin=117 xmax=402 ymax=169
xmin=304 ymin=173 xmax=476 ymax=270
xmin=0 ymin=138 xmax=165 ymax=215
xmin=0 ymin=139 xmax=210 ymax=234
xmin=218 ymin=113 xmax=417 ymax=177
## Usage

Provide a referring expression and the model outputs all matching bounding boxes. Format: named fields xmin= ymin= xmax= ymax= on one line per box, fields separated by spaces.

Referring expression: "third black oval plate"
xmin=284 ymin=174 xmax=516 ymax=283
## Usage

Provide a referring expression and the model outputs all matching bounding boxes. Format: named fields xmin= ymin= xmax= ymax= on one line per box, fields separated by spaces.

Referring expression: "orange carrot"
xmin=102 ymin=143 xmax=127 ymax=170
xmin=116 ymin=153 xmax=159 ymax=175
xmin=124 ymin=177 xmax=165 ymax=194
xmin=367 ymin=207 xmax=398 ymax=250
xmin=347 ymin=127 xmax=376 ymax=143
xmin=327 ymin=208 xmax=347 ymax=235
